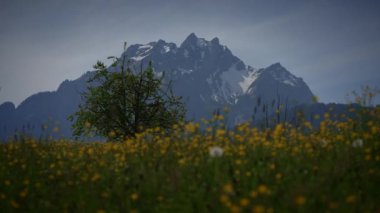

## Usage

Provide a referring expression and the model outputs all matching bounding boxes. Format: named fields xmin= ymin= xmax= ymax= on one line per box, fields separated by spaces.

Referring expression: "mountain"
xmin=230 ymin=62 xmax=315 ymax=123
xmin=0 ymin=33 xmax=314 ymax=140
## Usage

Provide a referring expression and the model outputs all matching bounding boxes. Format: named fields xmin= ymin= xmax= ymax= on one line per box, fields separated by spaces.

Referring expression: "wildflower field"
xmin=1 ymin=107 xmax=380 ymax=212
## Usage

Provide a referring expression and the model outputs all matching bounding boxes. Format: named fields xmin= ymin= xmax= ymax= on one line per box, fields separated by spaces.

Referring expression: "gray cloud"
xmin=0 ymin=0 xmax=379 ymax=105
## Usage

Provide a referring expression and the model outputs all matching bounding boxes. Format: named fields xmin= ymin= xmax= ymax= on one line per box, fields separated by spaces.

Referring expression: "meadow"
xmin=0 ymin=106 xmax=379 ymax=212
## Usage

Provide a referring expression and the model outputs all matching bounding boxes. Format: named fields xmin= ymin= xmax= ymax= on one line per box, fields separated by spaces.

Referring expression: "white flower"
xmin=352 ymin=138 xmax=363 ymax=148
xmin=209 ymin=146 xmax=224 ymax=157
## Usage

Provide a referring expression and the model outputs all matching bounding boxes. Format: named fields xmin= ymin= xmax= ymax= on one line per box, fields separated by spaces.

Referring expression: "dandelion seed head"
xmin=352 ymin=138 xmax=363 ymax=148
xmin=209 ymin=146 xmax=224 ymax=157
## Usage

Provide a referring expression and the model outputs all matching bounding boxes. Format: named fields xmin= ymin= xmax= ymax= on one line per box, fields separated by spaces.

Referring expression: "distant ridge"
xmin=0 ymin=33 xmax=315 ymax=140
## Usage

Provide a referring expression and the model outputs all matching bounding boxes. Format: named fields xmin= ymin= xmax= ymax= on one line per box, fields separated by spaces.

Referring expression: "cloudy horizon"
xmin=1 ymin=0 xmax=380 ymax=106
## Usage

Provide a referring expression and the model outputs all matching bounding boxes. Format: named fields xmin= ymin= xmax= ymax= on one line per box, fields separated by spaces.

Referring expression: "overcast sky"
xmin=1 ymin=0 xmax=379 ymax=106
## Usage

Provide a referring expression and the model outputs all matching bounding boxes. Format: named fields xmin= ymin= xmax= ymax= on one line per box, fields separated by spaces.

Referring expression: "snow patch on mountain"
xmin=239 ymin=68 xmax=259 ymax=93
xmin=162 ymin=45 xmax=171 ymax=53
xmin=131 ymin=44 xmax=153 ymax=61
xmin=220 ymin=63 xmax=246 ymax=95
xmin=197 ymin=38 xmax=209 ymax=47
xmin=269 ymin=66 xmax=299 ymax=86
xmin=208 ymin=64 xmax=246 ymax=104
xmin=259 ymin=63 xmax=300 ymax=87
xmin=155 ymin=71 xmax=164 ymax=78
xmin=178 ymin=68 xmax=194 ymax=75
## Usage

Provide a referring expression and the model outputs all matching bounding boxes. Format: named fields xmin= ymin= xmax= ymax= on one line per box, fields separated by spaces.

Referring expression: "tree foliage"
xmin=69 ymin=43 xmax=186 ymax=140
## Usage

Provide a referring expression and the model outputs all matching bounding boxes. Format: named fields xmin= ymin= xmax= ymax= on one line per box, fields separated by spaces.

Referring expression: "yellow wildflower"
xmin=131 ymin=193 xmax=139 ymax=201
xmin=219 ymin=194 xmax=229 ymax=204
xmin=346 ymin=195 xmax=357 ymax=204
xmin=294 ymin=195 xmax=306 ymax=206
xmin=252 ymin=204 xmax=265 ymax=213
xmin=250 ymin=191 xmax=258 ymax=198
xmin=239 ymin=198 xmax=250 ymax=207
xmin=91 ymin=173 xmax=101 ymax=182
xmin=19 ymin=189 xmax=28 ymax=198
xmin=10 ymin=200 xmax=20 ymax=208
xmin=257 ymin=184 xmax=268 ymax=195
xmin=223 ymin=183 xmax=234 ymax=194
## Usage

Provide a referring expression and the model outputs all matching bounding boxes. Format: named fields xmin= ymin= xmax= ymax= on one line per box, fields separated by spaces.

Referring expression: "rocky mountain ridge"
xmin=0 ymin=33 xmax=315 ymax=139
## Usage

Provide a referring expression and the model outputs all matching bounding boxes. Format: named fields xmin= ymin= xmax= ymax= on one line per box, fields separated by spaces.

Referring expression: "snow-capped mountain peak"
xmin=0 ymin=33 xmax=316 ymax=140
xmin=243 ymin=62 xmax=314 ymax=108
xmin=254 ymin=63 xmax=302 ymax=87
xmin=180 ymin=33 xmax=213 ymax=49
xmin=128 ymin=40 xmax=177 ymax=61
xmin=124 ymin=34 xmax=313 ymax=107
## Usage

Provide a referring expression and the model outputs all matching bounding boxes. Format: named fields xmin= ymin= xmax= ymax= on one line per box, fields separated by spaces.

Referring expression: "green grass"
xmin=1 ymin=111 xmax=380 ymax=212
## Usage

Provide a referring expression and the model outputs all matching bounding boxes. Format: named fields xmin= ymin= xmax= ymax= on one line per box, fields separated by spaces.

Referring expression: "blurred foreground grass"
xmin=1 ymin=107 xmax=380 ymax=212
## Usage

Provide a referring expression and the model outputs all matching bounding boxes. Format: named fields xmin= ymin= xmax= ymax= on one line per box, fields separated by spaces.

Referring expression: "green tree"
xmin=69 ymin=42 xmax=186 ymax=140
